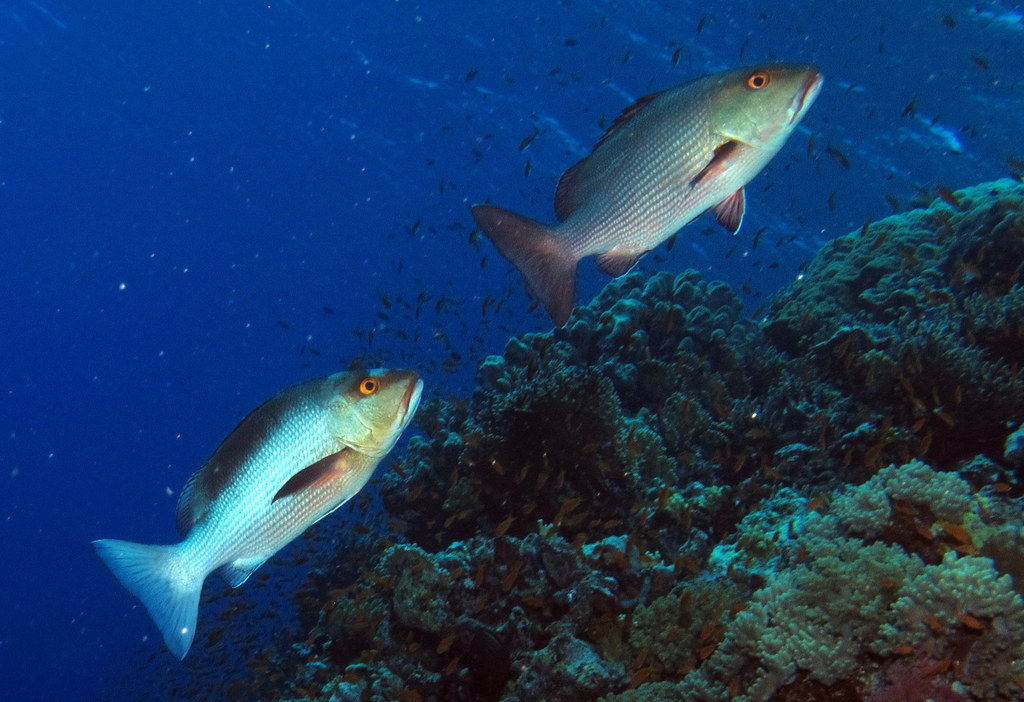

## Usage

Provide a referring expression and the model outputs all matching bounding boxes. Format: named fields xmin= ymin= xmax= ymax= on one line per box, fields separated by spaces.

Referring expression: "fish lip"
xmin=400 ymin=377 xmax=423 ymax=422
xmin=790 ymin=71 xmax=823 ymax=124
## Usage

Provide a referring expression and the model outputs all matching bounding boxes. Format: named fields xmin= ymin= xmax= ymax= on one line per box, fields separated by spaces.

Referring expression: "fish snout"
xmin=400 ymin=376 xmax=424 ymax=422
xmin=789 ymin=70 xmax=823 ymax=125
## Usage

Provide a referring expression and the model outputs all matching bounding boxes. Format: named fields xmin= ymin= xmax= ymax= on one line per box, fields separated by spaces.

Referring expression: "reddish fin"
xmin=713 ymin=187 xmax=746 ymax=234
xmin=688 ymin=140 xmax=739 ymax=189
xmin=595 ymin=90 xmax=664 ymax=149
xmin=596 ymin=248 xmax=646 ymax=277
xmin=555 ymin=91 xmax=664 ymax=222
xmin=471 ymin=204 xmax=577 ymax=326
xmin=272 ymin=449 xmax=353 ymax=503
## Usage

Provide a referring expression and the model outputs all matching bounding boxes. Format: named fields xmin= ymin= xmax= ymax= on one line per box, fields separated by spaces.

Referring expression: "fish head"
xmin=705 ymin=63 xmax=822 ymax=150
xmin=322 ymin=369 xmax=423 ymax=456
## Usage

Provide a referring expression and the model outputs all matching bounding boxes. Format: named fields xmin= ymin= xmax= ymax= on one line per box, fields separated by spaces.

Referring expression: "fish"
xmin=471 ymin=63 xmax=822 ymax=325
xmin=93 ymin=368 xmax=423 ymax=659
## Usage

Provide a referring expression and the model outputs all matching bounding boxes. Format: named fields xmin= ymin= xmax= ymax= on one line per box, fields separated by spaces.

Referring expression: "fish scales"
xmin=177 ymin=396 xmax=338 ymax=576
xmin=562 ymin=92 xmax=718 ymax=255
xmin=472 ymin=63 xmax=822 ymax=326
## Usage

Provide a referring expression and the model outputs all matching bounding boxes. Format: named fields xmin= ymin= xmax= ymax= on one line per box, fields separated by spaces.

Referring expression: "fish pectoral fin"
xmin=272 ymin=448 xmax=355 ymax=504
xmin=595 ymin=248 xmax=646 ymax=277
xmin=219 ymin=557 xmax=269 ymax=588
xmin=687 ymin=140 xmax=739 ymax=190
xmin=713 ymin=187 xmax=746 ymax=234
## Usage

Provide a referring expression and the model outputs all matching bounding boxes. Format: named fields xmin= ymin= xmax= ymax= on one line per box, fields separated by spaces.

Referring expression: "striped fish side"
xmin=175 ymin=402 xmax=341 ymax=578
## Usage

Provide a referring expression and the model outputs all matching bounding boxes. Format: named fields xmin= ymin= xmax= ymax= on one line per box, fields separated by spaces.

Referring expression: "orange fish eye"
xmin=747 ymin=71 xmax=770 ymax=89
xmin=359 ymin=378 xmax=379 ymax=395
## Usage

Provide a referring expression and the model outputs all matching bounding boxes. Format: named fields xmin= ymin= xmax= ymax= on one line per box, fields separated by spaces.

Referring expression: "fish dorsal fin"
xmin=713 ymin=187 xmax=746 ymax=234
xmin=272 ymin=448 xmax=354 ymax=503
xmin=175 ymin=469 xmax=210 ymax=536
xmin=596 ymin=248 xmax=646 ymax=277
xmin=554 ymin=160 xmax=587 ymax=222
xmin=554 ymin=90 xmax=664 ymax=222
xmin=596 ymin=90 xmax=664 ymax=149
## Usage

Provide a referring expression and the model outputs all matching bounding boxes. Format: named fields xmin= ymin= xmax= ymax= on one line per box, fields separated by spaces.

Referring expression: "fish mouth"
xmin=789 ymin=71 xmax=823 ymax=124
xmin=400 ymin=378 xmax=424 ymax=422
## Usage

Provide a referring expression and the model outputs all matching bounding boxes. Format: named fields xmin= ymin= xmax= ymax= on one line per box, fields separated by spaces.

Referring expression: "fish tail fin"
xmin=471 ymin=204 xmax=577 ymax=326
xmin=92 ymin=538 xmax=202 ymax=659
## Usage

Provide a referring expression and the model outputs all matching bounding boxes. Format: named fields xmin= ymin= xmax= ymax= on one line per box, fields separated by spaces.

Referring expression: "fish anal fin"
xmin=713 ymin=187 xmax=746 ymax=234
xmin=219 ymin=558 xmax=267 ymax=588
xmin=596 ymin=248 xmax=646 ymax=277
xmin=471 ymin=204 xmax=578 ymax=326
xmin=688 ymin=140 xmax=739 ymax=190
xmin=272 ymin=448 xmax=354 ymax=504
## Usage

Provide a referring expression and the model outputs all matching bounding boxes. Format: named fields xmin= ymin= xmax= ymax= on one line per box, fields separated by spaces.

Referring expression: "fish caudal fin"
xmin=93 ymin=538 xmax=202 ymax=659
xmin=471 ymin=204 xmax=577 ymax=325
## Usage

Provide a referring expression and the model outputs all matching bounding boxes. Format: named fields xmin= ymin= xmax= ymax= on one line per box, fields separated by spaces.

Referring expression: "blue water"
xmin=0 ymin=1 xmax=1020 ymax=699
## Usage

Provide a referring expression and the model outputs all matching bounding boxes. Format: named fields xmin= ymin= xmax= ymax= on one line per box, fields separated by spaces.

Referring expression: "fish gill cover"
xmin=169 ymin=182 xmax=1023 ymax=700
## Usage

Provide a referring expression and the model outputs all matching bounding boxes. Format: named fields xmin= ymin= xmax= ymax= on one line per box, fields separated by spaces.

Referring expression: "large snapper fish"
xmin=94 ymin=368 xmax=422 ymax=658
xmin=472 ymin=63 xmax=823 ymax=325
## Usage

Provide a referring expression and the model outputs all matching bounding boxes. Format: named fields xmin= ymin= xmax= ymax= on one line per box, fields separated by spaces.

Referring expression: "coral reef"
xmin=241 ymin=180 xmax=1024 ymax=701
xmin=767 ymin=179 xmax=1024 ymax=470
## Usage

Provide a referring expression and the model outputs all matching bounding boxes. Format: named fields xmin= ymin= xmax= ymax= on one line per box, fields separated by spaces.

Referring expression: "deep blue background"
xmin=1 ymin=1 xmax=1020 ymax=698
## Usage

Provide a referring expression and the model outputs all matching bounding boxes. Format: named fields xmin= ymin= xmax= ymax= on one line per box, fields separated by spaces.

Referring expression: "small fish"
xmin=826 ymin=146 xmax=850 ymax=169
xmin=901 ymin=97 xmax=917 ymax=119
xmin=93 ymin=369 xmax=423 ymax=658
xmin=471 ymin=64 xmax=822 ymax=325
xmin=936 ymin=186 xmax=961 ymax=209
xmin=519 ymin=128 xmax=539 ymax=151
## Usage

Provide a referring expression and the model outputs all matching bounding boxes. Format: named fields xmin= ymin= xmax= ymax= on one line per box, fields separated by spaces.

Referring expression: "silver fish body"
xmin=472 ymin=64 xmax=822 ymax=326
xmin=94 ymin=369 xmax=422 ymax=658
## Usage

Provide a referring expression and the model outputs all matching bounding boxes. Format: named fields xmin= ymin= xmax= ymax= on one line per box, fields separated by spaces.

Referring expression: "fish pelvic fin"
xmin=471 ymin=204 xmax=577 ymax=326
xmin=93 ymin=539 xmax=202 ymax=659
xmin=713 ymin=187 xmax=746 ymax=234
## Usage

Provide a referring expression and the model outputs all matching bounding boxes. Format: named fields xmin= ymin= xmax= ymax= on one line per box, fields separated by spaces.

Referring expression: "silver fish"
xmin=472 ymin=63 xmax=823 ymax=325
xmin=93 ymin=368 xmax=422 ymax=658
